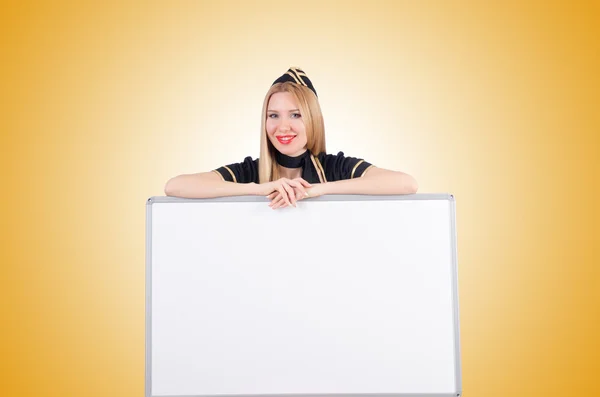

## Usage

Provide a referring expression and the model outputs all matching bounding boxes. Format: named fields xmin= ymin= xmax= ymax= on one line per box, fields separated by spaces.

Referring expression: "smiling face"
xmin=265 ymin=92 xmax=308 ymax=157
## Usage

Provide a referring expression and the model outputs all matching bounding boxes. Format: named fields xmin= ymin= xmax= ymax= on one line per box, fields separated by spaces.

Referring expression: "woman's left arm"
xmin=309 ymin=167 xmax=418 ymax=196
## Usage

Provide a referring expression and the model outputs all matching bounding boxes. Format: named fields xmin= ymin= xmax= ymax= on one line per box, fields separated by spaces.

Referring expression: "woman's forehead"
xmin=268 ymin=92 xmax=298 ymax=109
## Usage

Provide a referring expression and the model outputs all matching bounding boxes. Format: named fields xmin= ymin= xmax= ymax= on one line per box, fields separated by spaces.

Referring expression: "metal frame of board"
xmin=145 ymin=193 xmax=462 ymax=397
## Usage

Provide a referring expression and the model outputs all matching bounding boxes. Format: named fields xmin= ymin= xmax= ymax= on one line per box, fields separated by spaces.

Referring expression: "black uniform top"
xmin=213 ymin=151 xmax=374 ymax=184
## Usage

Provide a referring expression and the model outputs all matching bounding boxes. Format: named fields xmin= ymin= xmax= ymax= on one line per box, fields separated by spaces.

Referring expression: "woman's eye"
xmin=268 ymin=114 xmax=278 ymax=118
xmin=291 ymin=113 xmax=301 ymax=118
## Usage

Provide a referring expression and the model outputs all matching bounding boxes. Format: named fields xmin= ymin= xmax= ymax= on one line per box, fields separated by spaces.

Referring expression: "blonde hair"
xmin=258 ymin=82 xmax=326 ymax=183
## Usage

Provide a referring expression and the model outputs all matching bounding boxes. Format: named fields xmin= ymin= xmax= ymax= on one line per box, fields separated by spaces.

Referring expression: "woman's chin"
xmin=278 ymin=145 xmax=305 ymax=156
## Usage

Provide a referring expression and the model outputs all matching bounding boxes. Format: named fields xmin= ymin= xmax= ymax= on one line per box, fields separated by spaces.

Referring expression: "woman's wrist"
xmin=247 ymin=182 xmax=261 ymax=196
xmin=307 ymin=182 xmax=329 ymax=197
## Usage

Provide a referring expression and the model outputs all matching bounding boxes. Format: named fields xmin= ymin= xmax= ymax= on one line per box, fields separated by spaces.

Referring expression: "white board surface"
xmin=146 ymin=194 xmax=462 ymax=397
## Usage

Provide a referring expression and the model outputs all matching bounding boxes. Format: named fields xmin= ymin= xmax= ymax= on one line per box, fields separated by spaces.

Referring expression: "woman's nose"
xmin=278 ymin=120 xmax=291 ymax=132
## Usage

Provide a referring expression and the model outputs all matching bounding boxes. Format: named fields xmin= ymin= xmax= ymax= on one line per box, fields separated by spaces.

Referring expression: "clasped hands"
xmin=258 ymin=177 xmax=322 ymax=209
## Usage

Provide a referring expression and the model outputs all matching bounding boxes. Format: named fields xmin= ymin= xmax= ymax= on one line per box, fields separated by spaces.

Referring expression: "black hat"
xmin=272 ymin=67 xmax=317 ymax=97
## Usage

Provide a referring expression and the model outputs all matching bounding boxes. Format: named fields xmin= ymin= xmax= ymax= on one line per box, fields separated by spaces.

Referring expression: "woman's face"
xmin=266 ymin=92 xmax=308 ymax=158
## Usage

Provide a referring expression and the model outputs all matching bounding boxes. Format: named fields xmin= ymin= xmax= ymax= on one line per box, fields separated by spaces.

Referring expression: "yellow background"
xmin=1 ymin=1 xmax=598 ymax=396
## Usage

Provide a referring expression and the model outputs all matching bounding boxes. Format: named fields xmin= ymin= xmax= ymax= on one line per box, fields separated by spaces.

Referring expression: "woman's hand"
xmin=256 ymin=177 xmax=312 ymax=208
xmin=268 ymin=181 xmax=327 ymax=209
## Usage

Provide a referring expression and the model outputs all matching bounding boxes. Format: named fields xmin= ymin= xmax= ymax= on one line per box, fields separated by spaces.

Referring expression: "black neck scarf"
xmin=275 ymin=149 xmax=311 ymax=169
xmin=274 ymin=149 xmax=322 ymax=183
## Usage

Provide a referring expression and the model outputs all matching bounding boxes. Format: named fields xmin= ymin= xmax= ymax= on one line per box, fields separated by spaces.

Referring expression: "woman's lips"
xmin=276 ymin=135 xmax=296 ymax=145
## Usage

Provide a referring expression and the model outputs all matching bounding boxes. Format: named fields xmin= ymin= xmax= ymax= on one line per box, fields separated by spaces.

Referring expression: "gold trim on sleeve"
xmin=223 ymin=166 xmax=237 ymax=183
xmin=351 ymin=160 xmax=365 ymax=179
xmin=212 ymin=169 xmax=225 ymax=181
xmin=361 ymin=164 xmax=374 ymax=177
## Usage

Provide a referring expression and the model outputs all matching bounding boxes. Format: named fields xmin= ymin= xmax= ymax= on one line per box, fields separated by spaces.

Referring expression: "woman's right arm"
xmin=164 ymin=171 xmax=260 ymax=198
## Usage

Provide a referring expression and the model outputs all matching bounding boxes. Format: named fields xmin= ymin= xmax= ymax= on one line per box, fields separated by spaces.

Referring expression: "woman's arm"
xmin=164 ymin=171 xmax=260 ymax=198
xmin=310 ymin=167 xmax=418 ymax=196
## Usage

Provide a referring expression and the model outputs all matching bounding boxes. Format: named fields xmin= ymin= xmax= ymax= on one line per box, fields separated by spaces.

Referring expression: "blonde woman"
xmin=164 ymin=67 xmax=418 ymax=209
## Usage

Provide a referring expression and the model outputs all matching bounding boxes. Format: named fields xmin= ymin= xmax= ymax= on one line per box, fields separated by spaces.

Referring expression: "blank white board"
xmin=146 ymin=194 xmax=462 ymax=397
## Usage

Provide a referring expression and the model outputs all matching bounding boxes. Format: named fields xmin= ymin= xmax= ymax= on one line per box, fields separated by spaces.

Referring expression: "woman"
xmin=164 ymin=67 xmax=418 ymax=209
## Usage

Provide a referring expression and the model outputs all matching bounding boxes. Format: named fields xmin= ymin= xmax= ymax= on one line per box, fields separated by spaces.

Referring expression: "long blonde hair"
xmin=258 ymin=82 xmax=326 ymax=183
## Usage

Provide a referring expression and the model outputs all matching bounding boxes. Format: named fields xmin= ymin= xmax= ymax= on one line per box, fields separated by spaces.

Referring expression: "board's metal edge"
xmin=151 ymin=394 xmax=461 ymax=397
xmin=147 ymin=194 xmax=459 ymax=397
xmin=148 ymin=193 xmax=453 ymax=204
xmin=145 ymin=201 xmax=153 ymax=397
xmin=449 ymin=197 xmax=463 ymax=395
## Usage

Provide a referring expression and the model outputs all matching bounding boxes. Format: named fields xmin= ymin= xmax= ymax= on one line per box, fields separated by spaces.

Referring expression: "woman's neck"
xmin=278 ymin=165 xmax=302 ymax=180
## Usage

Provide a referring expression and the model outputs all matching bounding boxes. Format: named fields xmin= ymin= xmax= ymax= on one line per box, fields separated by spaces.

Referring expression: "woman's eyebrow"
xmin=267 ymin=109 xmax=300 ymax=112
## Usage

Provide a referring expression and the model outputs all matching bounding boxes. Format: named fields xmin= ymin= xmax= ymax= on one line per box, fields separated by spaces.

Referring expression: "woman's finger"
xmin=269 ymin=194 xmax=284 ymax=207
xmin=295 ymin=178 xmax=312 ymax=188
xmin=270 ymin=192 xmax=283 ymax=202
xmin=272 ymin=197 xmax=287 ymax=209
xmin=288 ymin=180 xmax=308 ymax=198
xmin=277 ymin=186 xmax=292 ymax=207
xmin=282 ymin=182 xmax=296 ymax=207
xmin=295 ymin=188 xmax=307 ymax=201
xmin=267 ymin=192 xmax=278 ymax=200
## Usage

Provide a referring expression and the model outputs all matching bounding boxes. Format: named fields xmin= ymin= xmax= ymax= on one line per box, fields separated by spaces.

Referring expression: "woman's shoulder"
xmin=214 ymin=155 xmax=259 ymax=183
xmin=221 ymin=155 xmax=259 ymax=169
xmin=315 ymin=151 xmax=365 ymax=164
xmin=242 ymin=155 xmax=259 ymax=164
xmin=315 ymin=151 xmax=348 ymax=161
xmin=315 ymin=151 xmax=373 ymax=180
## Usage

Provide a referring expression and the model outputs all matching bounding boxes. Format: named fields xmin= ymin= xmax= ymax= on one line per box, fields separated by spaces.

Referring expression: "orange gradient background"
xmin=1 ymin=1 xmax=598 ymax=396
